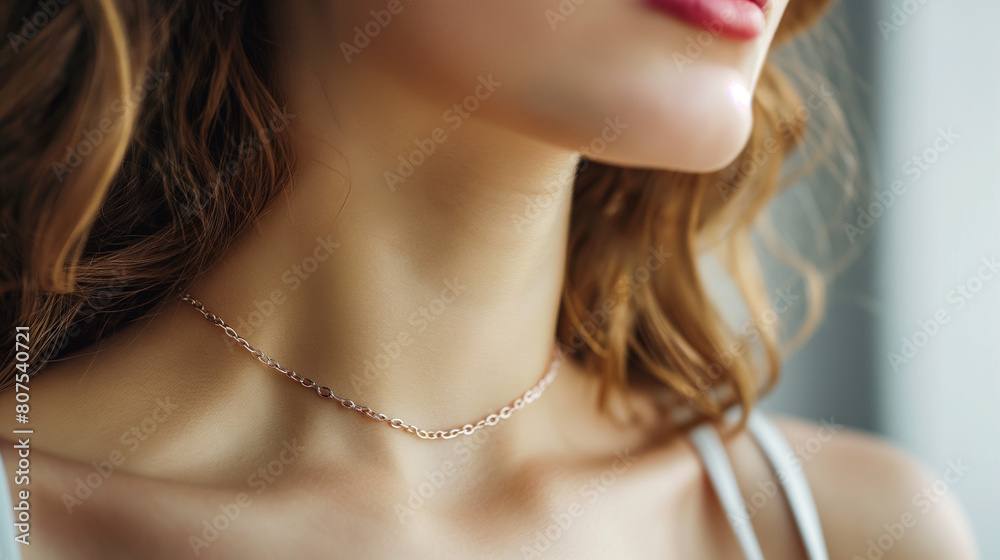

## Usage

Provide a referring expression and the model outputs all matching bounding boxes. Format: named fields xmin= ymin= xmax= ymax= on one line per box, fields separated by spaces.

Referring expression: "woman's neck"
xmin=181 ymin=41 xmax=585 ymax=463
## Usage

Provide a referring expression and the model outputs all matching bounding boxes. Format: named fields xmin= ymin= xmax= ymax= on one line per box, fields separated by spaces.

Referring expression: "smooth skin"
xmin=0 ymin=0 xmax=979 ymax=558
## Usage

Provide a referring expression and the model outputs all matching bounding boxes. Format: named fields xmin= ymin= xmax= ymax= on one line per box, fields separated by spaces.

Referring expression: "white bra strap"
xmin=689 ymin=422 xmax=766 ymax=560
xmin=747 ymin=412 xmax=830 ymax=560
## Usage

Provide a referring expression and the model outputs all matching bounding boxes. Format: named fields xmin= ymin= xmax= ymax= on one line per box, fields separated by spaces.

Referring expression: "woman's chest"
xmin=28 ymin=455 xmax=743 ymax=560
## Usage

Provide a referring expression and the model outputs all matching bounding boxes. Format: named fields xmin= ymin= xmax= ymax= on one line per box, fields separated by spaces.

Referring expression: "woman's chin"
xmin=570 ymin=66 xmax=755 ymax=172
xmin=582 ymin=107 xmax=754 ymax=173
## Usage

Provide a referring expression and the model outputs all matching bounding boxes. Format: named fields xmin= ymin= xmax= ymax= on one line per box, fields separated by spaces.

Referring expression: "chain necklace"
xmin=180 ymin=294 xmax=563 ymax=440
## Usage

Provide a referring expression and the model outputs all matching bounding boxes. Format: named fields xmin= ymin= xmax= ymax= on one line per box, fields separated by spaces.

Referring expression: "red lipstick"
xmin=644 ymin=0 xmax=769 ymax=41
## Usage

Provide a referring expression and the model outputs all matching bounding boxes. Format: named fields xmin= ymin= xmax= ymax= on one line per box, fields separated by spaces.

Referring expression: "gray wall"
xmin=762 ymin=0 xmax=997 ymax=555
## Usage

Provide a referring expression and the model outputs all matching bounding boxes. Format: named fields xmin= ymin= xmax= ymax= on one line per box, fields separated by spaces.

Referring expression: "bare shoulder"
xmin=768 ymin=415 xmax=980 ymax=560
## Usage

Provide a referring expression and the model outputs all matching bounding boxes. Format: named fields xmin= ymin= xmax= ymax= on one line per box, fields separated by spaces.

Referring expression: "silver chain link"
xmin=180 ymin=294 xmax=562 ymax=440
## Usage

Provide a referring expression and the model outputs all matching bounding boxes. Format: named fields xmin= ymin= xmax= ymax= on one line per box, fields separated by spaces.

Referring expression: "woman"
xmin=0 ymin=0 xmax=979 ymax=558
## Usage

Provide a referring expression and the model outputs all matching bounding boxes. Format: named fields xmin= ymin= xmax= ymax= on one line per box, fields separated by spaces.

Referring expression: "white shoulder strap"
xmin=0 ymin=450 xmax=23 ymax=560
xmin=747 ymin=412 xmax=830 ymax=560
xmin=689 ymin=421 xmax=766 ymax=560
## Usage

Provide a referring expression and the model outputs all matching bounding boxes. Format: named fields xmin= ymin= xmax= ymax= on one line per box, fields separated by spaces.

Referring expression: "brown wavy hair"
xmin=0 ymin=0 xmax=841 ymax=431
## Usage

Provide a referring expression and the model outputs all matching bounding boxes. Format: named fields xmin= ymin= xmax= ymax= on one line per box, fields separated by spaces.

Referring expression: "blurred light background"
xmin=762 ymin=0 xmax=1000 ymax=556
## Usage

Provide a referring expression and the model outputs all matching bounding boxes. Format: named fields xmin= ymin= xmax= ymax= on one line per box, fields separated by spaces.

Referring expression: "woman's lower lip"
xmin=643 ymin=0 xmax=768 ymax=41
